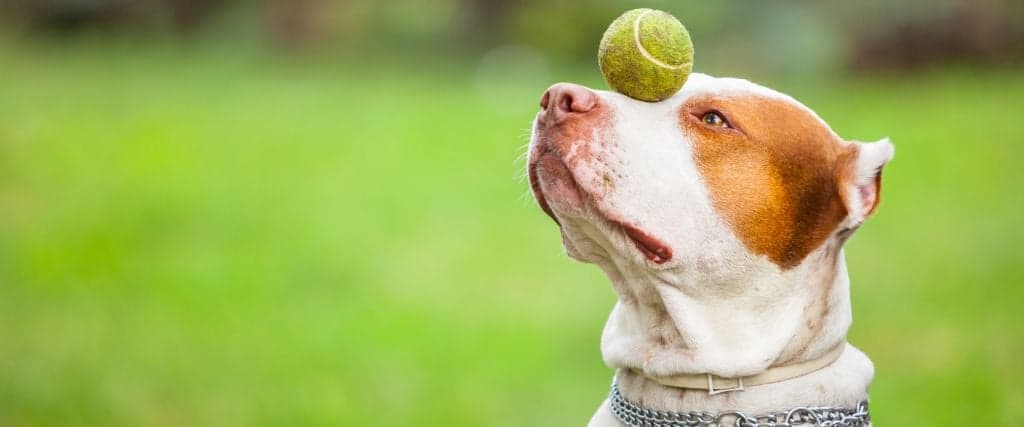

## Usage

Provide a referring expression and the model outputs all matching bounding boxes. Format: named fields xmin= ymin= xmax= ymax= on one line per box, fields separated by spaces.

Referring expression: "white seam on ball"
xmin=632 ymin=10 xmax=689 ymax=71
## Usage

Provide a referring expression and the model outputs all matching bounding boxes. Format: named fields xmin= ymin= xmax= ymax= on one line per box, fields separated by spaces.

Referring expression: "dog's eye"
xmin=700 ymin=111 xmax=732 ymax=128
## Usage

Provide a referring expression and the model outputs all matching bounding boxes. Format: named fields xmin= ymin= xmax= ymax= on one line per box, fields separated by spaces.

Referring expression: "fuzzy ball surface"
xmin=598 ymin=9 xmax=693 ymax=102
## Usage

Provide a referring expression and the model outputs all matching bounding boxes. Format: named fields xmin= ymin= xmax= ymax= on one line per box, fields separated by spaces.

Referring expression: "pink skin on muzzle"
xmin=529 ymin=83 xmax=672 ymax=264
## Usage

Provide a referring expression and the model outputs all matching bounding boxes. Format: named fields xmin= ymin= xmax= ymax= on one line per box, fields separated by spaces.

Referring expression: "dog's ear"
xmin=839 ymin=138 xmax=894 ymax=226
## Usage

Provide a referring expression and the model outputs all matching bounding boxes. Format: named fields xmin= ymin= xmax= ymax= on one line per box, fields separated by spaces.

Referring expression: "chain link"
xmin=609 ymin=383 xmax=870 ymax=427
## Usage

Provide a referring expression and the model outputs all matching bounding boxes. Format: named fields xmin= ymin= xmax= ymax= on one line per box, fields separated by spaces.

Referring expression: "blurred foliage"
xmin=1 ymin=0 xmax=1022 ymax=74
xmin=0 ymin=1 xmax=1022 ymax=426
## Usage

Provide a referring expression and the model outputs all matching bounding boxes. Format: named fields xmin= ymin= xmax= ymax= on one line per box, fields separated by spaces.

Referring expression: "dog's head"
xmin=527 ymin=74 xmax=892 ymax=287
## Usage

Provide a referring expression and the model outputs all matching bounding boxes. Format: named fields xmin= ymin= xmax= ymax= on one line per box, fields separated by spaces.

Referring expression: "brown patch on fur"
xmin=680 ymin=94 xmax=856 ymax=269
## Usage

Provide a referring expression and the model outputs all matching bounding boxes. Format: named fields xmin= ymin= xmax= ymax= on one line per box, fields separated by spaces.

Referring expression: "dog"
xmin=526 ymin=73 xmax=892 ymax=426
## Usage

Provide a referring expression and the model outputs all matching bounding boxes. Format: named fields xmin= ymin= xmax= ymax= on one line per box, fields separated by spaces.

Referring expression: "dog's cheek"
xmin=682 ymin=96 xmax=850 ymax=270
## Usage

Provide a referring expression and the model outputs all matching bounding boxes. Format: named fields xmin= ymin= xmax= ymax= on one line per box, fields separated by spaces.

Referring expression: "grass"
xmin=0 ymin=40 xmax=1022 ymax=425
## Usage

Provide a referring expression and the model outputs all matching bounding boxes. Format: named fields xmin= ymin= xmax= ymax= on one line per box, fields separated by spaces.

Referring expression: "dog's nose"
xmin=540 ymin=83 xmax=597 ymax=121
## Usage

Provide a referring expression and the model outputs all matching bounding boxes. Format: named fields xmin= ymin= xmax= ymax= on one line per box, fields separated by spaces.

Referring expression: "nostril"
xmin=541 ymin=83 xmax=597 ymax=117
xmin=560 ymin=94 xmax=573 ymax=112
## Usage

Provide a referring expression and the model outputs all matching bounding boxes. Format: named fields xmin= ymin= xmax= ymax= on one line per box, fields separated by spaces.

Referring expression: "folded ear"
xmin=840 ymin=138 xmax=894 ymax=226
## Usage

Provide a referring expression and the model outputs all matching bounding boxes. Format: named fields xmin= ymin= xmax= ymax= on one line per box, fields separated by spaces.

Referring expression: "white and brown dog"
xmin=527 ymin=74 xmax=892 ymax=426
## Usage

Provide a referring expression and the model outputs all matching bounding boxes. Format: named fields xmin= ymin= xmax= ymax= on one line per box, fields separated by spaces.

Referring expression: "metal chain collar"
xmin=609 ymin=383 xmax=870 ymax=427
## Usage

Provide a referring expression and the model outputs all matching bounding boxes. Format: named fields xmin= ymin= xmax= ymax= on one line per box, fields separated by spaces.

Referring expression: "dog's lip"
xmin=528 ymin=152 xmax=559 ymax=225
xmin=621 ymin=222 xmax=673 ymax=264
xmin=528 ymin=142 xmax=673 ymax=265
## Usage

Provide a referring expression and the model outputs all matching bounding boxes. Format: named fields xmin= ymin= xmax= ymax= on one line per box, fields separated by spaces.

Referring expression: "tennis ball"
xmin=598 ymin=9 xmax=693 ymax=102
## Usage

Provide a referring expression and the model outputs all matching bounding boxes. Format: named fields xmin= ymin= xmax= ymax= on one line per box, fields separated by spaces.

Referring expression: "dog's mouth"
xmin=621 ymin=223 xmax=673 ymax=264
xmin=528 ymin=145 xmax=673 ymax=264
xmin=527 ymin=150 xmax=562 ymax=225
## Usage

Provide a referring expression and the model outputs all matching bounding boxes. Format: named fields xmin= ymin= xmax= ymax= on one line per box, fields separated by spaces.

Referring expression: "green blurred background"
xmin=0 ymin=0 xmax=1022 ymax=425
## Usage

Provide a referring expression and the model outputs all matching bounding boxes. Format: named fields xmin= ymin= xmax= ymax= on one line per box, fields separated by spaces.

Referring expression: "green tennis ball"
xmin=598 ymin=9 xmax=694 ymax=102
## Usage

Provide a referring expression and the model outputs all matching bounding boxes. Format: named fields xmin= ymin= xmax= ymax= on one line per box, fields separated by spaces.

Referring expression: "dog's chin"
xmin=559 ymin=230 xmax=590 ymax=262
xmin=529 ymin=150 xmax=673 ymax=265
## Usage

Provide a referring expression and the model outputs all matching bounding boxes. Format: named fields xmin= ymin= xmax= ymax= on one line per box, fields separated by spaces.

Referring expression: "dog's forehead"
xmin=672 ymin=73 xmax=828 ymax=125
xmin=677 ymin=73 xmax=776 ymax=97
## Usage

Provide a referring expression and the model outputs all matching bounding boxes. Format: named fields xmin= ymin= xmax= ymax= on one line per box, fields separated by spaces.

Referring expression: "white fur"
xmin=527 ymin=73 xmax=889 ymax=425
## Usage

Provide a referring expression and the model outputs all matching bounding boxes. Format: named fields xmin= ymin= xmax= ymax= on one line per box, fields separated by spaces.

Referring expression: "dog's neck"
xmin=611 ymin=344 xmax=873 ymax=416
xmin=593 ymin=245 xmax=874 ymax=413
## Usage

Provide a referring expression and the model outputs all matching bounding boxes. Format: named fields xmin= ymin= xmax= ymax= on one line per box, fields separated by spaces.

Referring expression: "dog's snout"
xmin=540 ymin=83 xmax=597 ymax=122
